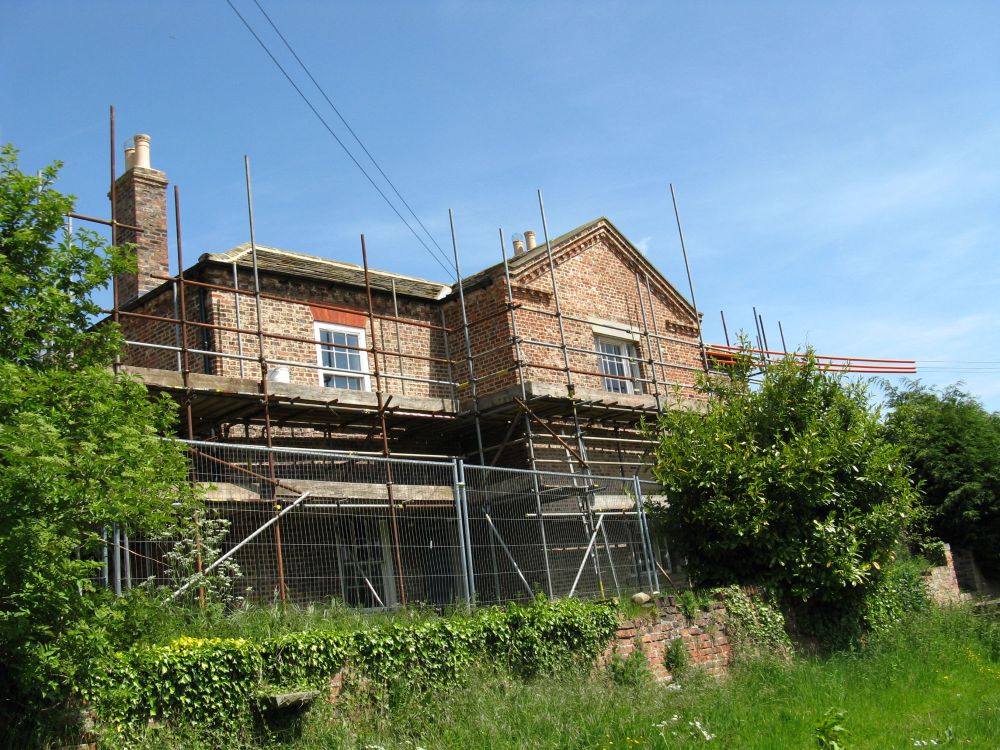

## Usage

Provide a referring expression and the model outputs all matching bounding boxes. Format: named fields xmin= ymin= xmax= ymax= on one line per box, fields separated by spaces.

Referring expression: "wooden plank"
xmin=198 ymin=482 xmax=261 ymax=501
xmin=274 ymin=480 xmax=453 ymax=502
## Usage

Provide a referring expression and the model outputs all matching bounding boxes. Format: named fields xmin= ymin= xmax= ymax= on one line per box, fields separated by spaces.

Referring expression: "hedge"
xmin=83 ymin=597 xmax=619 ymax=740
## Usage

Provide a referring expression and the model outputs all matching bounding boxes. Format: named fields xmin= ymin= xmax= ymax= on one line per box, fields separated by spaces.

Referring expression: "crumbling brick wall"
xmin=601 ymin=595 xmax=732 ymax=682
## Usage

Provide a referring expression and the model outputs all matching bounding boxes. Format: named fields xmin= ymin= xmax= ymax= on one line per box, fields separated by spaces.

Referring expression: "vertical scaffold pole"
xmin=669 ymin=184 xmax=709 ymax=373
xmin=457 ymin=459 xmax=476 ymax=605
xmin=536 ymin=190 xmax=588 ymax=468
xmin=174 ymin=186 xmax=195 ymax=440
xmin=537 ymin=191 xmax=603 ymax=594
xmin=122 ymin=526 xmax=132 ymax=591
xmin=109 ymin=106 xmax=121 ymax=377
xmin=500 ymin=228 xmax=553 ymax=597
xmin=174 ymin=186 xmax=204 ymax=608
xmin=451 ymin=458 xmax=472 ymax=606
xmin=632 ymin=475 xmax=659 ymax=593
xmin=361 ymin=235 xmax=407 ymax=607
xmin=112 ymin=523 xmax=122 ymax=596
xmin=644 ymin=274 xmax=669 ymax=408
xmin=634 ymin=272 xmax=661 ymax=411
xmin=448 ymin=211 xmax=498 ymax=598
xmin=244 ymin=155 xmax=287 ymax=604
xmin=448 ymin=209 xmax=485 ymax=464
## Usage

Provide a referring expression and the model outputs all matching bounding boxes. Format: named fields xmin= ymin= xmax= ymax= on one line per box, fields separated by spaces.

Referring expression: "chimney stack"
xmin=114 ymin=133 xmax=169 ymax=302
xmin=524 ymin=230 xmax=537 ymax=250
xmin=512 ymin=233 xmax=525 ymax=256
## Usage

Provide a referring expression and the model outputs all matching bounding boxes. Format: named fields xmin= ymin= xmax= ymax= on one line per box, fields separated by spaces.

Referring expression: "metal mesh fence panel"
xmin=126 ymin=441 xmax=659 ymax=610
xmin=131 ymin=441 xmax=466 ymax=608
xmin=461 ymin=464 xmax=657 ymax=605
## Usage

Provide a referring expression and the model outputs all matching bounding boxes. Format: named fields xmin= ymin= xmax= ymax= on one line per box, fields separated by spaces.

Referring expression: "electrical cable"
xmin=251 ymin=0 xmax=451 ymax=270
xmin=223 ymin=0 xmax=454 ymax=278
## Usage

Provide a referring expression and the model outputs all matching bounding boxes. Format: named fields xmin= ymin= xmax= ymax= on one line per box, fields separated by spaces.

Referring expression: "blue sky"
xmin=2 ymin=1 xmax=998 ymax=407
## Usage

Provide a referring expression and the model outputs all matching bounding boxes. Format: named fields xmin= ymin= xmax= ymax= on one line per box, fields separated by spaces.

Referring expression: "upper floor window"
xmin=596 ymin=337 xmax=642 ymax=395
xmin=316 ymin=322 xmax=370 ymax=391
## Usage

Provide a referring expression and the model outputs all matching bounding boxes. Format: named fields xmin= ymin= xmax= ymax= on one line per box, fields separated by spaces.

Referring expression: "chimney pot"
xmin=512 ymin=236 xmax=525 ymax=256
xmin=524 ymin=230 xmax=537 ymax=250
xmin=124 ymin=145 xmax=136 ymax=171
xmin=133 ymin=134 xmax=151 ymax=170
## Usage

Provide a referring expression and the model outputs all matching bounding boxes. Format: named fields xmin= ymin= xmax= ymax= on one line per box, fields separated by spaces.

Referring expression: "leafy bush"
xmin=608 ymin=644 xmax=653 ymax=687
xmin=0 ymin=145 xmax=198 ymax=739
xmin=862 ymin=554 xmax=930 ymax=635
xmin=678 ymin=590 xmax=711 ymax=619
xmin=663 ymin=637 xmax=689 ymax=676
xmin=651 ymin=345 xmax=917 ymax=641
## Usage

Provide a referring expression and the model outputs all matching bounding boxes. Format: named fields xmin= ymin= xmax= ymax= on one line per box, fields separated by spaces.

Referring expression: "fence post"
xmin=457 ymin=459 xmax=477 ymax=607
xmin=112 ymin=523 xmax=122 ymax=596
xmin=532 ymin=473 xmax=554 ymax=598
xmin=100 ymin=527 xmax=109 ymax=590
xmin=451 ymin=458 xmax=472 ymax=607
xmin=122 ymin=525 xmax=132 ymax=591
xmin=632 ymin=475 xmax=659 ymax=593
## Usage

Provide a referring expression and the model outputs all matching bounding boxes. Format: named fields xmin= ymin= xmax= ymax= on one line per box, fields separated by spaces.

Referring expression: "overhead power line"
xmin=250 ymin=0 xmax=449 ymax=265
xmin=222 ymin=0 xmax=454 ymax=278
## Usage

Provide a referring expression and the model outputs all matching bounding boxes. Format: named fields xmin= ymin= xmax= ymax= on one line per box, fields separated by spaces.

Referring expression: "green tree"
xmin=0 ymin=145 xmax=195 ymax=728
xmin=0 ymin=145 xmax=127 ymax=367
xmin=884 ymin=382 xmax=1000 ymax=576
xmin=650 ymin=348 xmax=917 ymax=620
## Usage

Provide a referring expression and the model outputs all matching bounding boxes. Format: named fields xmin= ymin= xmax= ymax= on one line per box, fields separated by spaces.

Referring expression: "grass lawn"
xmin=282 ymin=607 xmax=1000 ymax=750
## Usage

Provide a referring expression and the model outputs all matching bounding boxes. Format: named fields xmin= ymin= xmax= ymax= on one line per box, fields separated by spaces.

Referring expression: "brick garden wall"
xmin=601 ymin=596 xmax=732 ymax=682
xmin=923 ymin=544 xmax=963 ymax=605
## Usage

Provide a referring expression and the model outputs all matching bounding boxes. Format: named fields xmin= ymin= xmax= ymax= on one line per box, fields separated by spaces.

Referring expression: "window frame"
xmin=595 ymin=335 xmax=643 ymax=395
xmin=314 ymin=321 xmax=371 ymax=392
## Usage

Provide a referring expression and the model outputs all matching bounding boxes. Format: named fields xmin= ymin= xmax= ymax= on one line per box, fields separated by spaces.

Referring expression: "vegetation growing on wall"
xmin=84 ymin=597 xmax=620 ymax=743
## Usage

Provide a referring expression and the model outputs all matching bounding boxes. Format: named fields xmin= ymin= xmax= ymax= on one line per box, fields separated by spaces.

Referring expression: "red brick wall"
xmin=601 ymin=596 xmax=732 ymax=682
xmin=513 ymin=236 xmax=703 ymax=396
xmin=203 ymin=266 xmax=450 ymax=398
xmin=442 ymin=278 xmax=519 ymax=402
xmin=119 ymin=283 xmax=215 ymax=374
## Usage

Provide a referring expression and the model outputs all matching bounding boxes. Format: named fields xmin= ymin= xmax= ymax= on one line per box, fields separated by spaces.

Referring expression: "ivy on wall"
xmin=84 ymin=597 xmax=619 ymax=742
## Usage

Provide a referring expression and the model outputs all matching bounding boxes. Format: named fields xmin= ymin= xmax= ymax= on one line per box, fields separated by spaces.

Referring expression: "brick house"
xmin=111 ymin=137 xmax=702 ymax=605
xmin=114 ymin=137 xmax=705 ymax=479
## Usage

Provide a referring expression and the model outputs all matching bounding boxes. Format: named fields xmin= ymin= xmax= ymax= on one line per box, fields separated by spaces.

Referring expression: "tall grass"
xmin=106 ymin=606 xmax=1000 ymax=749
xmin=284 ymin=606 xmax=1000 ymax=750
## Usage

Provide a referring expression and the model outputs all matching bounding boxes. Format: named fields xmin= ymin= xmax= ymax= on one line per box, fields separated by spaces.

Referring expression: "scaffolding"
xmin=77 ymin=107 xmax=916 ymax=604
